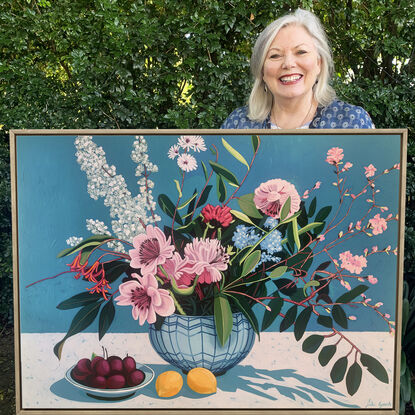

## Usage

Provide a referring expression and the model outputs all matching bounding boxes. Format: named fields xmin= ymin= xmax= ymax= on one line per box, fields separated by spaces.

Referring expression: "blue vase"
xmin=148 ymin=312 xmax=255 ymax=375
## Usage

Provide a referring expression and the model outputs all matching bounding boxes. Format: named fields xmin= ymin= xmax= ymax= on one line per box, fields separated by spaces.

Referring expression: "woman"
xmin=221 ymin=9 xmax=374 ymax=129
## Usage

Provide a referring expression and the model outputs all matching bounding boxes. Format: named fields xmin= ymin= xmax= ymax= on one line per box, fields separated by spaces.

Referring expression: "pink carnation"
xmin=115 ymin=273 xmax=175 ymax=325
xmin=183 ymin=238 xmax=229 ymax=284
xmin=326 ymin=147 xmax=344 ymax=165
xmin=253 ymin=178 xmax=301 ymax=219
xmin=158 ymin=252 xmax=196 ymax=287
xmin=368 ymin=214 xmax=387 ymax=235
xmin=339 ymin=250 xmax=367 ymax=274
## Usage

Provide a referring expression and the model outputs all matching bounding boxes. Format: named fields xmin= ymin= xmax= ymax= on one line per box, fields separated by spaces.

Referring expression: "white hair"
xmin=248 ymin=9 xmax=336 ymax=122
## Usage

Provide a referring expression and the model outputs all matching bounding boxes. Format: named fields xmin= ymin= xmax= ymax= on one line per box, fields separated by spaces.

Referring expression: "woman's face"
xmin=263 ymin=24 xmax=321 ymax=103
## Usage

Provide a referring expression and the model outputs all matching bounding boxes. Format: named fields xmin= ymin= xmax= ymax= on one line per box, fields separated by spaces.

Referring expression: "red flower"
xmin=201 ymin=204 xmax=233 ymax=228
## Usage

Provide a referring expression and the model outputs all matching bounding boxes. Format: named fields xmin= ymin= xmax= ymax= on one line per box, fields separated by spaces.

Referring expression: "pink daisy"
xmin=178 ymin=135 xmax=198 ymax=150
xmin=253 ymin=178 xmax=301 ymax=219
xmin=364 ymin=164 xmax=377 ymax=178
xmin=168 ymin=144 xmax=180 ymax=159
xmin=158 ymin=252 xmax=196 ymax=287
xmin=129 ymin=225 xmax=174 ymax=275
xmin=325 ymin=147 xmax=344 ymax=165
xmin=115 ymin=273 xmax=175 ymax=325
xmin=183 ymin=238 xmax=229 ymax=284
xmin=177 ymin=153 xmax=197 ymax=172
xmin=368 ymin=214 xmax=387 ymax=235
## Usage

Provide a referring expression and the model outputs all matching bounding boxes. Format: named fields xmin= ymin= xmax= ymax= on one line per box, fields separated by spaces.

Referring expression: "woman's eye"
xmin=297 ymin=50 xmax=307 ymax=55
xmin=269 ymin=54 xmax=281 ymax=59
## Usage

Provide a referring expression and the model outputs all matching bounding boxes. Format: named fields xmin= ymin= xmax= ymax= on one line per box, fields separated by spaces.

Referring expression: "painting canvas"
xmin=11 ymin=129 xmax=406 ymax=414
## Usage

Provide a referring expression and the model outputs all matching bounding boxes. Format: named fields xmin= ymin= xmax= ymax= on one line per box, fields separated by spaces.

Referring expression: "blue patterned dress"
xmin=221 ymin=100 xmax=375 ymax=129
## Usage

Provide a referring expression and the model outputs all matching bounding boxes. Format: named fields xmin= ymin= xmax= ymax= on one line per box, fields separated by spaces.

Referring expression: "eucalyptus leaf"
xmin=214 ymin=295 xmax=233 ymax=346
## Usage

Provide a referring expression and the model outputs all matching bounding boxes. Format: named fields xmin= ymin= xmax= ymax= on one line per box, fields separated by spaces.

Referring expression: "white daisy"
xmin=168 ymin=144 xmax=180 ymax=159
xmin=177 ymin=153 xmax=197 ymax=172
xmin=178 ymin=135 xmax=198 ymax=150
xmin=192 ymin=136 xmax=207 ymax=152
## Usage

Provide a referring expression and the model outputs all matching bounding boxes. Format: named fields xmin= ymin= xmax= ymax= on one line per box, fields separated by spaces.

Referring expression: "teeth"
xmin=280 ymin=75 xmax=302 ymax=82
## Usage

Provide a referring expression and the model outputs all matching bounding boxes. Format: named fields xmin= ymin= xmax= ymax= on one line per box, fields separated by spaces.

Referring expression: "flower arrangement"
xmin=34 ymin=134 xmax=400 ymax=396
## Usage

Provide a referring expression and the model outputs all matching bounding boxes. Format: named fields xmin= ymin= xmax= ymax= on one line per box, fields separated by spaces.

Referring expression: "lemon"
xmin=187 ymin=367 xmax=217 ymax=394
xmin=155 ymin=370 xmax=183 ymax=398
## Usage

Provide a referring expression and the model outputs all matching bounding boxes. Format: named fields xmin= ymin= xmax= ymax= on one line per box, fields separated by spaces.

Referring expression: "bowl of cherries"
xmin=65 ymin=351 xmax=154 ymax=400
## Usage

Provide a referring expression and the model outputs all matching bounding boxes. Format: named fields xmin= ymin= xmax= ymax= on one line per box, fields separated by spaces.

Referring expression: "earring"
xmin=264 ymin=83 xmax=268 ymax=93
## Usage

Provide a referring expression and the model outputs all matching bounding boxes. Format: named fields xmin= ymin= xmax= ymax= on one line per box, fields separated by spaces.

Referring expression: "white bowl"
xmin=65 ymin=363 xmax=154 ymax=400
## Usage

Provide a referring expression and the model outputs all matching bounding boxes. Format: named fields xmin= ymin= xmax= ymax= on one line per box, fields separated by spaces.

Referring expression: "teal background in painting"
xmin=16 ymin=133 xmax=401 ymax=333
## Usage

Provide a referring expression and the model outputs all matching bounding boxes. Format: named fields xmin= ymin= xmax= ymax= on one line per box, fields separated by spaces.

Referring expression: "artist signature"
xmin=366 ymin=398 xmax=392 ymax=408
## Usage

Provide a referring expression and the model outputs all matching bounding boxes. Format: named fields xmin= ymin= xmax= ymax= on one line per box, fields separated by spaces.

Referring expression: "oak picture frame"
xmin=10 ymin=129 xmax=407 ymax=414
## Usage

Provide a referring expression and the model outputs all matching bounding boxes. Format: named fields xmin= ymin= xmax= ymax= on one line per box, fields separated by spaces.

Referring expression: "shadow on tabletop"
xmin=51 ymin=363 xmax=356 ymax=408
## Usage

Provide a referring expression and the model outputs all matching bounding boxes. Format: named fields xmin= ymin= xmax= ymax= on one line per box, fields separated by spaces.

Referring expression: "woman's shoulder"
xmin=220 ymin=106 xmax=265 ymax=129
xmin=312 ymin=100 xmax=375 ymax=129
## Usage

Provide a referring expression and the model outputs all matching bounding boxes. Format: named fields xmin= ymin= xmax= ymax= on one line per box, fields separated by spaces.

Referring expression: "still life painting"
xmin=11 ymin=130 xmax=405 ymax=413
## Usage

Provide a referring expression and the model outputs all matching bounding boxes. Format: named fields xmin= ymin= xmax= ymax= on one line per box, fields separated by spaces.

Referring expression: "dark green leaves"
xmin=261 ymin=294 xmax=283 ymax=331
xmin=294 ymin=307 xmax=312 ymax=341
xmin=209 ymin=160 xmax=239 ymax=186
xmin=346 ymin=362 xmax=362 ymax=396
xmin=99 ymin=298 xmax=115 ymax=340
xmin=251 ymin=135 xmax=260 ymax=153
xmin=214 ymin=294 xmax=233 ymax=346
xmin=158 ymin=194 xmax=183 ymax=225
xmin=330 ymin=356 xmax=348 ymax=383
xmin=335 ymin=285 xmax=369 ymax=304
xmin=56 ymin=291 xmax=102 ymax=310
xmin=216 ymin=174 xmax=227 ymax=203
xmin=238 ymin=193 xmax=262 ymax=219
xmin=360 ymin=353 xmax=389 ymax=384
xmin=54 ymin=300 xmax=103 ymax=359
xmin=280 ymin=305 xmax=297 ymax=332
xmin=57 ymin=234 xmax=113 ymax=259
xmin=318 ymin=345 xmax=337 ymax=366
xmin=302 ymin=334 xmax=324 ymax=353
xmin=317 ymin=315 xmax=333 ymax=328
xmin=332 ymin=305 xmax=348 ymax=329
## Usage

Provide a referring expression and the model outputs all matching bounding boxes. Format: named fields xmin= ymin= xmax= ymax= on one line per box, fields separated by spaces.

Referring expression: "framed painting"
xmin=11 ymin=129 xmax=406 ymax=414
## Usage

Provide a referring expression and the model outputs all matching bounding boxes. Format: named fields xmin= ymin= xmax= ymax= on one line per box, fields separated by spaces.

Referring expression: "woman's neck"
xmin=270 ymin=95 xmax=317 ymax=129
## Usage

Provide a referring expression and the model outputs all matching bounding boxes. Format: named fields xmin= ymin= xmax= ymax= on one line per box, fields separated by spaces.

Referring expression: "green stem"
xmin=155 ymin=274 xmax=186 ymax=315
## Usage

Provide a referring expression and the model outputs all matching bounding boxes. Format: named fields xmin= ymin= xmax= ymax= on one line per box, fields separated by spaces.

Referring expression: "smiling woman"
xmin=221 ymin=9 xmax=375 ymax=130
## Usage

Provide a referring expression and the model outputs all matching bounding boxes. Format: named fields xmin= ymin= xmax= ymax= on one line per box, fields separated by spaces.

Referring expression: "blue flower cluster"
xmin=232 ymin=220 xmax=283 ymax=269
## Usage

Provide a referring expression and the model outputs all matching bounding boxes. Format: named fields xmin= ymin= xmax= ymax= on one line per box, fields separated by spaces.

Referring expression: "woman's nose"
xmin=281 ymin=54 xmax=295 ymax=69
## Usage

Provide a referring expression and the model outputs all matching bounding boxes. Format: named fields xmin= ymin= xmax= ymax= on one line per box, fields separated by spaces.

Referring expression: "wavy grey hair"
xmin=248 ymin=9 xmax=336 ymax=122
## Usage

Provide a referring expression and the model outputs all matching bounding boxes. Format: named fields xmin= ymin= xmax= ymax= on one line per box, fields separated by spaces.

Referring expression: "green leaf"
xmin=332 ymin=305 xmax=348 ymax=329
xmin=237 ymin=193 xmax=262 ymax=219
xmin=298 ymin=222 xmax=324 ymax=235
xmin=280 ymin=196 xmax=291 ymax=221
xmin=274 ymin=278 xmax=297 ymax=296
xmin=178 ymin=192 xmax=197 ymax=210
xmin=251 ymin=135 xmax=260 ymax=153
xmin=195 ymin=185 xmax=212 ymax=208
xmin=201 ymin=161 xmax=209 ymax=181
xmin=57 ymin=234 xmax=112 ymax=258
xmin=335 ymin=285 xmax=369 ymax=303
xmin=261 ymin=293 xmax=283 ymax=331
xmin=294 ymin=307 xmax=312 ymax=341
xmin=54 ymin=301 xmax=102 ymax=359
xmin=98 ymin=298 xmax=115 ymax=341
xmin=241 ymin=250 xmax=261 ymax=277
xmin=222 ymin=137 xmax=250 ymax=170
xmin=302 ymin=334 xmax=324 ymax=353
xmin=56 ymin=291 xmax=101 ymax=310
xmin=307 ymin=197 xmax=317 ymax=217
xmin=292 ymin=216 xmax=301 ymax=250
xmin=303 ymin=280 xmax=320 ymax=296
xmin=330 ymin=357 xmax=348 ymax=383
xmin=217 ymin=174 xmax=227 ymax=203
xmin=104 ymin=261 xmax=129 ymax=283
xmin=401 ymin=367 xmax=411 ymax=402
xmin=316 ymin=261 xmax=331 ymax=271
xmin=209 ymin=160 xmax=239 ymax=186
xmin=214 ymin=295 xmax=233 ymax=346
xmin=280 ymin=305 xmax=297 ymax=332
xmin=315 ymin=206 xmax=332 ymax=222
xmin=231 ymin=209 xmax=256 ymax=226
xmin=346 ymin=362 xmax=362 ymax=396
xmin=318 ymin=345 xmax=337 ymax=366
xmin=158 ymin=194 xmax=183 ymax=225
xmin=226 ymin=293 xmax=259 ymax=337
xmin=269 ymin=265 xmax=287 ymax=279
xmin=174 ymin=179 xmax=182 ymax=197
xmin=317 ymin=315 xmax=333 ymax=328
xmin=360 ymin=353 xmax=389 ymax=384
xmin=401 ymin=352 xmax=407 ymax=377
